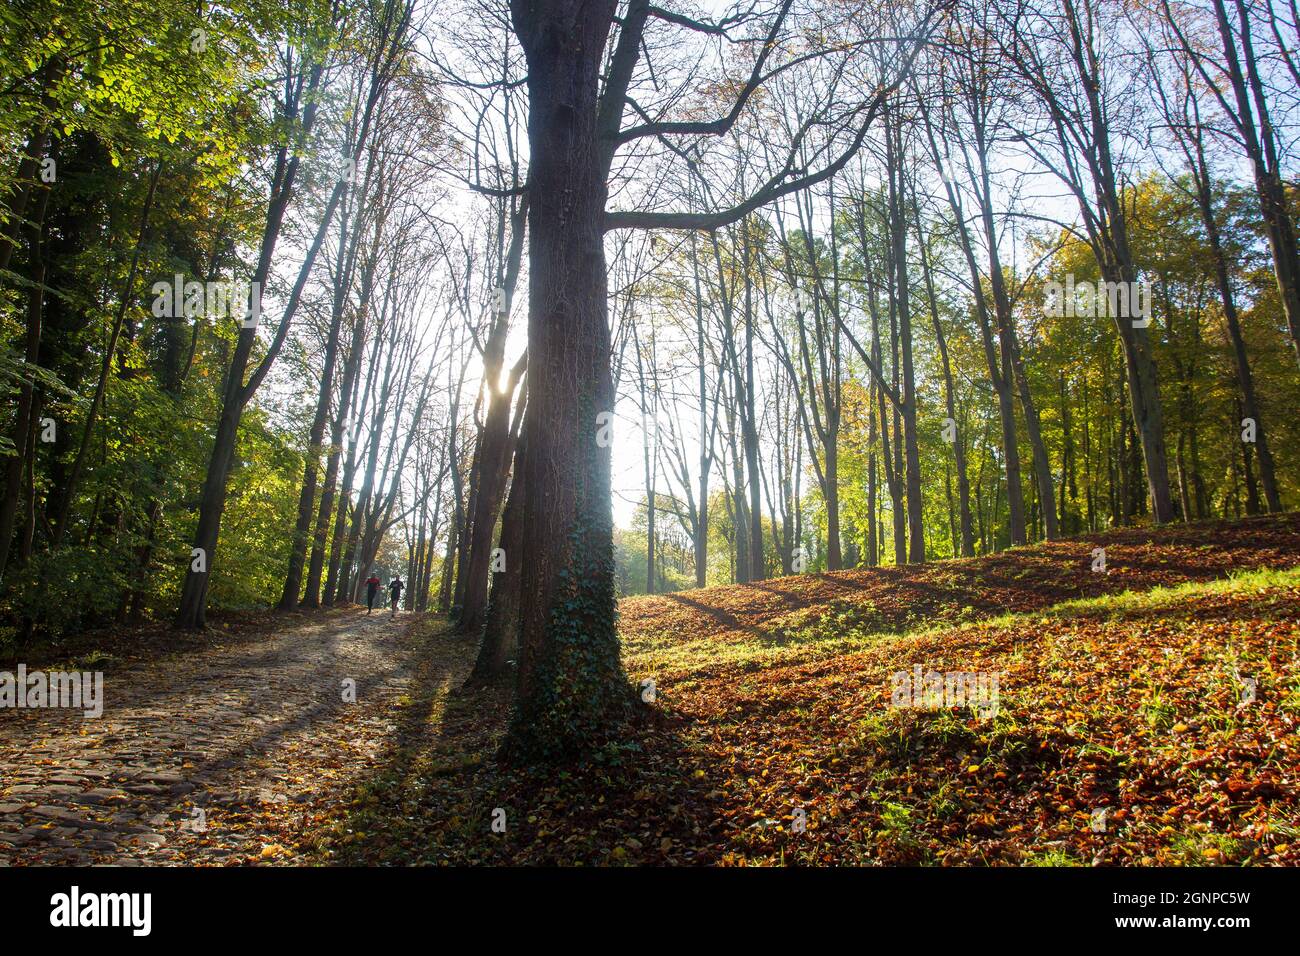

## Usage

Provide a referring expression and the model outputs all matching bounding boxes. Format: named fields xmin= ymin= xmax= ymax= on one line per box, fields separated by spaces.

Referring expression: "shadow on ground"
xmin=318 ymin=619 xmax=736 ymax=865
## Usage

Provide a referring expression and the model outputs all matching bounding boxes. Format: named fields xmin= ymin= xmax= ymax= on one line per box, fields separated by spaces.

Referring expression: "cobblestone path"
xmin=0 ymin=608 xmax=431 ymax=865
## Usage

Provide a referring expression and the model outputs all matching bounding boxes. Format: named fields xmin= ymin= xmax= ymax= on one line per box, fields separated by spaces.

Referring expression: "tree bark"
xmin=914 ymin=198 xmax=974 ymax=556
xmin=280 ymin=185 xmax=353 ymax=609
xmin=467 ymin=432 xmax=526 ymax=686
xmin=886 ymin=123 xmax=924 ymax=563
xmin=176 ymin=62 xmax=329 ymax=628
xmin=506 ymin=0 xmax=632 ymax=758
xmin=1189 ymin=139 xmax=1282 ymax=512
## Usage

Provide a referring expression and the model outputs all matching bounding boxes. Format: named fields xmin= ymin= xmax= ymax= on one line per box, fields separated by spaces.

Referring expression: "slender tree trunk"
xmin=920 ymin=114 xmax=1026 ymax=546
xmin=325 ymin=435 xmax=362 ymax=605
xmin=915 ymin=201 xmax=974 ymax=556
xmin=467 ymin=435 xmax=526 ymax=686
xmin=742 ymin=227 xmax=764 ymax=579
xmin=1193 ymin=156 xmax=1282 ymax=511
xmin=886 ymin=124 xmax=924 ymax=563
xmin=691 ymin=224 xmax=710 ymax=588
xmin=459 ymin=353 xmax=525 ymax=636
xmin=437 ymin=511 xmax=459 ymax=612
xmin=972 ymin=125 xmax=1057 ymax=542
xmin=281 ymin=195 xmax=352 ymax=609
xmin=733 ymin=424 xmax=751 ymax=583
xmin=1109 ymin=268 xmax=1174 ymax=524
xmin=176 ymin=64 xmax=330 ymax=628
xmin=306 ymin=219 xmax=382 ymax=606
xmin=866 ymin=381 xmax=879 ymax=566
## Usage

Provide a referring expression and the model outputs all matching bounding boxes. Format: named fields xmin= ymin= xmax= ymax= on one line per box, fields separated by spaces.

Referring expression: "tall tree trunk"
xmin=919 ymin=115 xmax=1026 ymax=546
xmin=507 ymin=0 xmax=631 ymax=757
xmin=690 ymin=223 xmax=710 ymax=588
xmin=742 ymin=226 xmax=764 ymax=579
xmin=866 ymin=380 xmax=879 ymax=566
xmin=459 ymin=352 xmax=526 ymax=636
xmin=917 ymin=211 xmax=974 ymax=557
xmin=971 ymin=121 xmax=1057 ymax=541
xmin=1110 ymin=271 xmax=1173 ymax=524
xmin=887 ymin=132 xmax=924 ymax=563
xmin=467 ymin=434 xmax=526 ymax=686
xmin=437 ymin=511 xmax=459 ymax=612
xmin=453 ymin=429 xmax=481 ymax=614
xmin=880 ymin=378 xmax=905 ymax=562
xmin=281 ymin=184 xmax=353 ymax=609
xmin=176 ymin=63 xmax=330 ymax=628
xmin=461 ymin=198 xmax=528 ymax=628
xmin=726 ymin=401 xmax=750 ymax=584
xmin=306 ymin=213 xmax=384 ymax=606
xmin=1192 ymin=151 xmax=1282 ymax=511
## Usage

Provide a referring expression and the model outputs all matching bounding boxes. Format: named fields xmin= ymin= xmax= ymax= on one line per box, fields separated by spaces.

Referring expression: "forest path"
xmin=0 ymin=607 xmax=461 ymax=865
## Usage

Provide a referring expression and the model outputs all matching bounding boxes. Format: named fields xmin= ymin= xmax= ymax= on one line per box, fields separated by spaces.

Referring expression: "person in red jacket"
xmin=365 ymin=574 xmax=381 ymax=613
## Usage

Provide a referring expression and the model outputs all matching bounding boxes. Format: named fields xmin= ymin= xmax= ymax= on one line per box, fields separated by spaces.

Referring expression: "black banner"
xmin=0 ymin=865 xmax=1288 ymax=942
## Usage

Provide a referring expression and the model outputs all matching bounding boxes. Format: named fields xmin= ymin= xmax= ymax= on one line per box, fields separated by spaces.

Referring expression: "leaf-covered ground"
xmin=1 ymin=609 xmax=427 ymax=864
xmin=314 ymin=514 xmax=1300 ymax=866
xmin=5 ymin=515 xmax=1297 ymax=866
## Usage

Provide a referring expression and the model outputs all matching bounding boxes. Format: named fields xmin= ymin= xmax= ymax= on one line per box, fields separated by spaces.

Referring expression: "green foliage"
xmin=3 ymin=547 xmax=130 ymax=640
xmin=0 ymin=0 xmax=351 ymax=641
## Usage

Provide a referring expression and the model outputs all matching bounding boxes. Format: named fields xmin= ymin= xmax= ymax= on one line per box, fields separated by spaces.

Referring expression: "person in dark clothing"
xmin=365 ymin=574 xmax=381 ymax=613
xmin=388 ymin=576 xmax=404 ymax=615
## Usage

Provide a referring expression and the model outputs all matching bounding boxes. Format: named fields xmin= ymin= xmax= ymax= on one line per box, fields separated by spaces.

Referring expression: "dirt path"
xmin=0 ymin=608 xmax=457 ymax=865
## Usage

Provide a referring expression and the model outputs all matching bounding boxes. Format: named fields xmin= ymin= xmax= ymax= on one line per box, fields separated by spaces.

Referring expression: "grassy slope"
xmin=313 ymin=514 xmax=1300 ymax=866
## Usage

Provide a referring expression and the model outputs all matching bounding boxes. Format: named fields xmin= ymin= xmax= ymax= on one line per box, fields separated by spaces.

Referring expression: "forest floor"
xmin=2 ymin=513 xmax=1299 ymax=865
xmin=0 ymin=606 xmax=429 ymax=864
